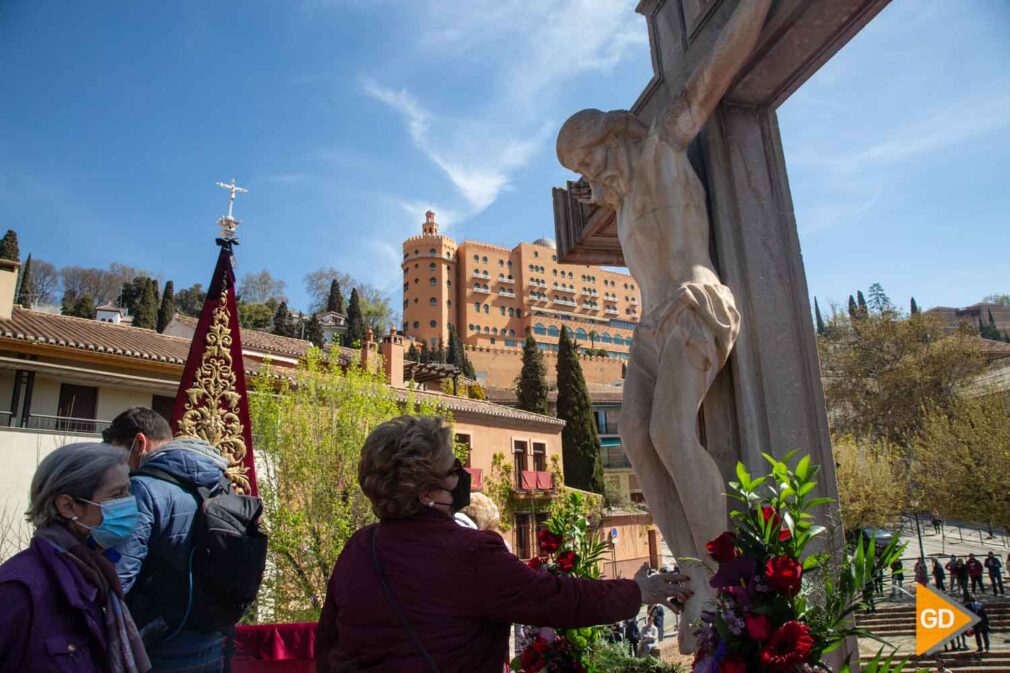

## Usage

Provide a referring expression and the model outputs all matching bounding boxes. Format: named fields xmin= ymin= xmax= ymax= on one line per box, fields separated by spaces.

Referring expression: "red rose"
xmin=538 ymin=528 xmax=562 ymax=554
xmin=705 ymin=532 xmax=739 ymax=563
xmin=718 ymin=655 xmax=747 ymax=673
xmin=765 ymin=556 xmax=803 ymax=596
xmin=745 ymin=613 xmax=772 ymax=641
xmin=556 ymin=550 xmax=577 ymax=573
xmin=759 ymin=621 xmax=814 ymax=673
xmin=761 ymin=505 xmax=792 ymax=541
xmin=528 ymin=557 xmax=546 ymax=571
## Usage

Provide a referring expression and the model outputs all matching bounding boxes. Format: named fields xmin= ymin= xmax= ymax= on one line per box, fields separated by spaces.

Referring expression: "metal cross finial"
xmin=216 ymin=178 xmax=248 ymax=220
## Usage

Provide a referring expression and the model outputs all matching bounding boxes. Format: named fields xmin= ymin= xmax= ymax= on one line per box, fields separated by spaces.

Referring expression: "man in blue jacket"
xmin=104 ymin=407 xmax=231 ymax=673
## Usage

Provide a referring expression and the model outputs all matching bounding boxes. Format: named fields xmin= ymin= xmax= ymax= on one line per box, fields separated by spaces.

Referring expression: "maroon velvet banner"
xmin=171 ymin=244 xmax=258 ymax=495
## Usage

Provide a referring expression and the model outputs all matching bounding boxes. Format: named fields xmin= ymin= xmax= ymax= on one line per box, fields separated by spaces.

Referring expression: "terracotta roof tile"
xmin=400 ymin=388 xmax=565 ymax=428
xmin=171 ymin=314 xmax=359 ymax=361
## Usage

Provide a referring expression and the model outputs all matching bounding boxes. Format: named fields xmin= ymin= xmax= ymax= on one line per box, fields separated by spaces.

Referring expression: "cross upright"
xmin=216 ymin=177 xmax=248 ymax=220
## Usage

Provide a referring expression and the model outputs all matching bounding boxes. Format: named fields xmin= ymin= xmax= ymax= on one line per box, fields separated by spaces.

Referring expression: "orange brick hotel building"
xmin=402 ymin=212 xmax=641 ymax=359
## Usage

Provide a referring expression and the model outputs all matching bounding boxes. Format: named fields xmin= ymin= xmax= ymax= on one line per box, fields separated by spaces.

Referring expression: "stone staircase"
xmin=857 ymin=598 xmax=1010 ymax=671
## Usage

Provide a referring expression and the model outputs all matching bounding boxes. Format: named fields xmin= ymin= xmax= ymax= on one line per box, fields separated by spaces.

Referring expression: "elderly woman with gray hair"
xmin=317 ymin=415 xmax=692 ymax=673
xmin=0 ymin=442 xmax=150 ymax=673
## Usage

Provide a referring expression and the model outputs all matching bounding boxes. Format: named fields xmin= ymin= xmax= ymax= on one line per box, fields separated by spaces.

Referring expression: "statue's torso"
xmin=617 ymin=130 xmax=721 ymax=314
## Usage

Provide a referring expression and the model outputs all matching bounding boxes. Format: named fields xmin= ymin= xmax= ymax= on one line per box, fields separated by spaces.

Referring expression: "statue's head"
xmin=557 ymin=109 xmax=647 ymax=209
xmin=557 ymin=109 xmax=647 ymax=171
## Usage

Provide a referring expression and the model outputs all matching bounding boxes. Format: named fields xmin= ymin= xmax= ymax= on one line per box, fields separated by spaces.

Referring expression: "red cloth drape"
xmin=233 ymin=622 xmax=316 ymax=673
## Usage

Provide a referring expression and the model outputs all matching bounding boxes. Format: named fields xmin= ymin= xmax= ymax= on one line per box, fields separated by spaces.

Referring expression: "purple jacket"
xmin=0 ymin=537 xmax=110 ymax=673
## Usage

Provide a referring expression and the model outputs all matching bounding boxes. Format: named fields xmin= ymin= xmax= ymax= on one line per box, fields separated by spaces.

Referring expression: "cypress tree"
xmin=418 ymin=340 xmax=430 ymax=363
xmin=344 ymin=288 xmax=367 ymax=346
xmin=305 ymin=313 xmax=325 ymax=348
xmin=0 ymin=230 xmax=19 ymax=261
xmin=556 ymin=326 xmax=605 ymax=494
xmin=273 ymin=301 xmax=292 ymax=337
xmin=326 ymin=279 xmax=346 ymax=314
xmin=856 ymin=291 xmax=868 ymax=318
xmin=847 ymin=295 xmax=859 ymax=321
xmin=910 ymin=297 xmax=920 ymax=315
xmin=15 ymin=254 xmax=34 ymax=308
xmin=156 ymin=280 xmax=175 ymax=332
xmin=516 ymin=334 xmax=549 ymax=415
xmin=814 ymin=297 xmax=825 ymax=335
xmin=407 ymin=343 xmax=420 ymax=362
xmin=132 ymin=278 xmax=159 ymax=329
xmin=447 ymin=324 xmax=460 ymax=366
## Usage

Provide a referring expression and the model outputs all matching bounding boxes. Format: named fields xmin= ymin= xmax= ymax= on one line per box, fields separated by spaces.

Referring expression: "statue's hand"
xmin=634 ymin=562 xmax=693 ymax=614
xmin=570 ymin=178 xmax=594 ymax=205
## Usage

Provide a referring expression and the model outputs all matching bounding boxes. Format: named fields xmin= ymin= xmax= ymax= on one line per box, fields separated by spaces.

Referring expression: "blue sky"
xmin=2 ymin=0 xmax=1008 ymax=317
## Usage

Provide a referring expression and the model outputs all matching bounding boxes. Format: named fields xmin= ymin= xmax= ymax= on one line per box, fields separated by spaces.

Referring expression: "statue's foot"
xmin=677 ymin=565 xmax=716 ymax=655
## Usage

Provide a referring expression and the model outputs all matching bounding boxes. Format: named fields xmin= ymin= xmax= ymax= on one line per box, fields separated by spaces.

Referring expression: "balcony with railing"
xmin=554 ymin=285 xmax=576 ymax=294
xmin=552 ymin=297 xmax=577 ymax=307
xmin=472 ymin=286 xmax=491 ymax=294
xmin=498 ymin=289 xmax=516 ymax=297
xmin=601 ymin=445 xmax=631 ymax=469
xmin=604 ymin=307 xmax=619 ymax=315
xmin=23 ymin=414 xmax=111 ymax=435
xmin=499 ymin=276 xmax=515 ymax=284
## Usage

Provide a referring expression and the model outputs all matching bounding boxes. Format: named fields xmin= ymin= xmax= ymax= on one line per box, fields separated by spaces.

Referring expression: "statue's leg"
xmin=621 ymin=349 xmax=695 ymax=559
xmin=647 ymin=311 xmax=726 ymax=653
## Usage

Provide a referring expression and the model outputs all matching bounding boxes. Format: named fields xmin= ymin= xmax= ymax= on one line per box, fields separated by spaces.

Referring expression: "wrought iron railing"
xmin=24 ymin=414 xmax=111 ymax=435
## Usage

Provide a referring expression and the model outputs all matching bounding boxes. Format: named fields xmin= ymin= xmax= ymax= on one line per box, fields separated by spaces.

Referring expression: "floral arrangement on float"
xmin=692 ymin=451 xmax=909 ymax=673
xmin=512 ymin=493 xmax=610 ymax=673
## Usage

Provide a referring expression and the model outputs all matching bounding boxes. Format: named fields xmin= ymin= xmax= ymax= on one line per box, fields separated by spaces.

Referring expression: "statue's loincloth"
xmin=630 ymin=283 xmax=740 ymax=382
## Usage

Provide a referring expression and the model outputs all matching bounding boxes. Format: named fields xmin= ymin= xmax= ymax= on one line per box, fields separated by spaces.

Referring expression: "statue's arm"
xmin=659 ymin=0 xmax=773 ymax=148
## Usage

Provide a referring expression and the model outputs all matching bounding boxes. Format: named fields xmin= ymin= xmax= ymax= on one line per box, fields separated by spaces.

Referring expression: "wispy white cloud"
xmin=361 ymin=0 xmax=647 ymax=222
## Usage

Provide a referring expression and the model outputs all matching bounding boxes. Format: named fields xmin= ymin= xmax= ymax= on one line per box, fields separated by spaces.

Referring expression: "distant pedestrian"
xmin=915 ymin=560 xmax=928 ymax=586
xmin=933 ymin=559 xmax=947 ymax=592
xmin=931 ymin=513 xmax=943 ymax=535
xmin=984 ymin=551 xmax=1004 ymax=595
xmin=648 ymin=604 xmax=665 ymax=642
xmin=638 ymin=616 xmax=658 ymax=657
xmin=624 ymin=617 xmax=640 ymax=657
xmin=966 ymin=595 xmax=990 ymax=653
xmin=953 ymin=557 xmax=970 ymax=600
xmin=967 ymin=554 xmax=985 ymax=595
xmin=890 ymin=559 xmax=905 ymax=598
xmin=874 ymin=568 xmax=885 ymax=595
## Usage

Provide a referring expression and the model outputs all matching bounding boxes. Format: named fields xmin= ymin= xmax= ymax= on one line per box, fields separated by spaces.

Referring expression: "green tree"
xmin=910 ymin=297 xmax=920 ymax=315
xmin=305 ymin=313 xmax=325 ymax=348
xmin=131 ymin=278 xmax=159 ymax=329
xmin=516 ymin=334 xmax=549 ymax=414
xmin=832 ymin=434 xmax=907 ymax=535
xmin=249 ymin=353 xmax=451 ymax=621
xmin=326 ymin=279 xmax=345 ymax=314
xmin=62 ymin=291 xmax=97 ymax=319
xmin=445 ymin=324 xmax=476 ymax=379
xmin=239 ymin=302 xmax=275 ymax=330
xmin=273 ymin=301 xmax=293 ymax=337
xmin=556 ymin=326 xmax=604 ymax=494
xmin=912 ymin=395 xmax=1010 ymax=532
xmin=867 ymin=282 xmax=893 ymax=314
xmin=156 ymin=280 xmax=175 ymax=332
xmin=406 ymin=342 xmax=420 ymax=362
xmin=819 ymin=312 xmax=985 ymax=444
xmin=344 ymin=288 xmax=367 ymax=347
xmin=120 ymin=275 xmax=152 ymax=316
xmin=15 ymin=254 xmax=33 ymax=308
xmin=981 ymin=293 xmax=1010 ymax=308
xmin=0 ymin=230 xmax=18 ymax=262
xmin=814 ymin=297 xmax=825 ymax=336
xmin=856 ymin=290 xmax=868 ymax=318
xmin=239 ymin=269 xmax=286 ymax=304
xmin=175 ymin=283 xmax=207 ymax=317
xmin=847 ymin=295 xmax=859 ymax=321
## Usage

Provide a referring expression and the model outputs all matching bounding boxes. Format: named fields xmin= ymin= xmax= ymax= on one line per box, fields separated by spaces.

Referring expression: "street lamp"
xmin=909 ymin=497 xmax=926 ymax=566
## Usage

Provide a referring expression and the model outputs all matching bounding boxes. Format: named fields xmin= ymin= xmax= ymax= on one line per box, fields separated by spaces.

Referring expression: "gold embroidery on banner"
xmin=176 ymin=287 xmax=252 ymax=494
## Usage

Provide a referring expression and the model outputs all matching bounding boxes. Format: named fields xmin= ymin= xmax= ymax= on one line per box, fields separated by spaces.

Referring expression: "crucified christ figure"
xmin=556 ymin=0 xmax=772 ymax=653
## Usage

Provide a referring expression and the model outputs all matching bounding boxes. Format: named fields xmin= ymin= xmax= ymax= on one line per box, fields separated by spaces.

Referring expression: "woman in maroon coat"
xmin=316 ymin=415 xmax=692 ymax=673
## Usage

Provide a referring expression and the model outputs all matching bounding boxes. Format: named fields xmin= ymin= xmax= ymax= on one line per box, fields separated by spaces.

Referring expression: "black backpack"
xmin=130 ymin=467 xmax=268 ymax=634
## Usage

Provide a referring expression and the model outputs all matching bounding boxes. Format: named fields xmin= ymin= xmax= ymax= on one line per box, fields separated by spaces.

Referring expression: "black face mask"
xmin=438 ymin=461 xmax=471 ymax=513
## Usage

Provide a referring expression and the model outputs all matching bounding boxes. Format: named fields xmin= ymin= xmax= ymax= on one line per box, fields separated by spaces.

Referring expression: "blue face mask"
xmin=75 ymin=495 xmax=139 ymax=549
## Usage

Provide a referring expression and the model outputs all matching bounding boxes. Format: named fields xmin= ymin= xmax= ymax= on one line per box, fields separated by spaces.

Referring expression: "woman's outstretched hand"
xmin=633 ymin=563 xmax=694 ymax=613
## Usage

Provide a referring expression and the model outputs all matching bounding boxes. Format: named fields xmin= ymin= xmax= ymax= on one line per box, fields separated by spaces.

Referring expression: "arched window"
xmin=473 ymin=254 xmax=479 ymax=261
xmin=468 ymin=324 xmax=474 ymax=331
xmin=474 ymin=302 xmax=481 ymax=311
xmin=534 ymin=323 xmax=547 ymax=336
xmin=429 ymin=248 xmax=436 ymax=255
xmin=498 ymin=259 xmax=504 ymax=267
xmin=428 ymin=262 xmax=436 ymax=271
xmin=508 ymin=307 xmax=515 ymax=317
xmin=576 ymin=328 xmax=588 ymax=341
xmin=500 ymin=307 xmax=506 ymax=316
xmin=482 ymin=256 xmax=488 ymax=263
xmin=509 ymin=329 xmax=515 ymax=337
xmin=429 ymin=277 xmax=437 ymax=286
xmin=484 ymin=326 xmax=490 ymax=333
xmin=483 ymin=305 xmax=489 ymax=313
xmin=492 ymin=327 xmax=499 ymax=335
xmin=601 ymin=333 xmax=613 ymax=344
xmin=429 ymin=320 xmax=437 ymax=328
xmin=516 ymin=309 xmax=522 ymax=318
xmin=548 ymin=325 xmax=560 ymax=337
xmin=413 ymin=321 xmax=419 ymax=328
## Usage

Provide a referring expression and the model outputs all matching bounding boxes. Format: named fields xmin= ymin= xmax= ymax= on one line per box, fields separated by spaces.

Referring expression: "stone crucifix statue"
xmin=556 ymin=0 xmax=772 ymax=653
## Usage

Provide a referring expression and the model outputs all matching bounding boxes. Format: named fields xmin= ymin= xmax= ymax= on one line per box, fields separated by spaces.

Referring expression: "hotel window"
xmin=429 ymin=298 xmax=437 ymax=305
xmin=508 ymin=308 xmax=515 ymax=317
xmin=429 ymin=262 xmax=436 ymax=271
xmin=413 ymin=321 xmax=419 ymax=328
xmin=532 ymin=443 xmax=547 ymax=471
xmin=509 ymin=329 xmax=515 ymax=337
xmin=548 ymin=326 xmax=560 ymax=337
xmin=484 ymin=326 xmax=490 ymax=333
xmin=429 ymin=277 xmax=437 ymax=286
xmin=429 ymin=248 xmax=436 ymax=254
xmin=468 ymin=323 xmax=474 ymax=331
xmin=474 ymin=302 xmax=481 ymax=311
xmin=552 ymin=255 xmax=557 ymax=261
xmin=482 ymin=256 xmax=488 ymax=263
xmin=483 ymin=305 xmax=489 ymax=314
xmin=474 ymin=254 xmax=479 ymax=261
xmin=429 ymin=320 xmax=437 ymax=328
xmin=493 ymin=327 xmax=499 ymax=335
xmin=534 ymin=251 xmax=539 ymax=257
xmin=500 ymin=307 xmax=506 ymax=316
xmin=498 ymin=260 xmax=504 ymax=267
xmin=534 ymin=323 xmax=546 ymax=336
xmin=516 ymin=309 xmax=522 ymax=318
